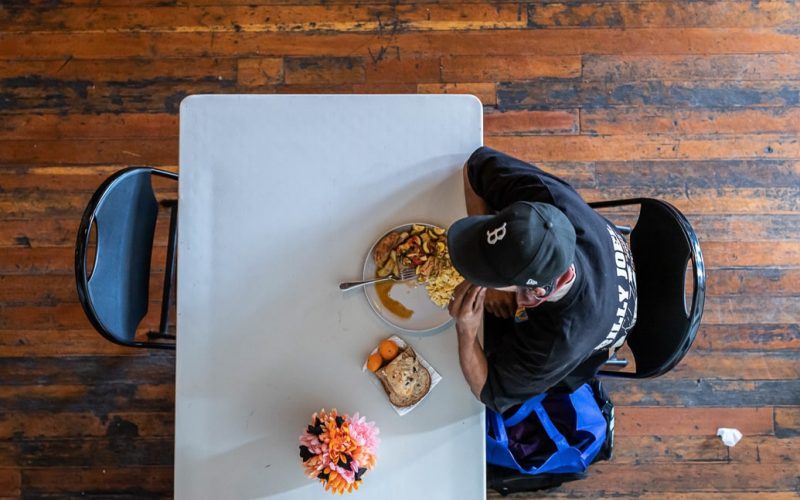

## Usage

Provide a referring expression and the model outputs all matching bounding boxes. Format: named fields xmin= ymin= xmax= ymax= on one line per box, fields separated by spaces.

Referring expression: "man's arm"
xmin=456 ymin=324 xmax=489 ymax=399
xmin=462 ymin=161 xmax=518 ymax=318
xmin=463 ymin=162 xmax=491 ymax=216
xmin=448 ymin=281 xmax=489 ymax=399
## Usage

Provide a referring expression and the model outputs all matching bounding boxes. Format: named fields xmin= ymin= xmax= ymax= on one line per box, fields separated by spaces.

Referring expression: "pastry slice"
xmin=375 ymin=348 xmax=432 ymax=408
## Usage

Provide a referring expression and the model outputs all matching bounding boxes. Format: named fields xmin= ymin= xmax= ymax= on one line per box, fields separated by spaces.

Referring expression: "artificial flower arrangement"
xmin=299 ymin=408 xmax=380 ymax=495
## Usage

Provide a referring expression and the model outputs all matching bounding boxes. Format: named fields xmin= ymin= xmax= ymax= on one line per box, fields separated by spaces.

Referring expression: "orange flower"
xmin=299 ymin=408 xmax=379 ymax=495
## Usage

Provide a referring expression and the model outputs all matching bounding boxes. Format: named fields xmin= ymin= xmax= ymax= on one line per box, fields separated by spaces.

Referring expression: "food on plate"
xmin=367 ymin=352 xmax=384 ymax=372
xmin=373 ymin=232 xmax=402 ymax=271
xmin=375 ymin=347 xmax=432 ymax=408
xmin=374 ymin=281 xmax=414 ymax=319
xmin=372 ymin=224 xmax=464 ymax=308
xmin=425 ymin=260 xmax=464 ymax=308
xmin=378 ymin=339 xmax=400 ymax=362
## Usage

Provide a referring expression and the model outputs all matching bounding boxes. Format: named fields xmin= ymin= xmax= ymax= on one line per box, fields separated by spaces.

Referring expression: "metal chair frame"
xmin=75 ymin=167 xmax=178 ymax=350
xmin=591 ymin=198 xmax=706 ymax=378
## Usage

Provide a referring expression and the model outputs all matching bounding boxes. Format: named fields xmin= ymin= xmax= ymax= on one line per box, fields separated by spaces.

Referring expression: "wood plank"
xmin=498 ymin=79 xmax=800 ymax=110
xmin=694 ymin=324 xmax=800 ymax=351
xmin=0 ymin=4 xmax=527 ymax=33
xmin=441 ymin=55 xmax=581 ymax=81
xmin=582 ymin=187 xmax=800 ymax=214
xmin=236 ymin=58 xmax=284 ymax=86
xmin=615 ymin=407 xmax=773 ymax=436
xmin=0 ymin=80 xmax=228 ymax=114
xmin=594 ymin=159 xmax=800 ymax=189
xmin=0 ymin=438 xmax=173 ymax=467
xmin=665 ymin=352 xmax=800 ymax=380
xmin=582 ymin=107 xmax=800 ymax=135
xmin=0 ymin=165 xmax=178 ymax=189
xmin=610 ymin=435 xmax=726 ymax=464
xmin=601 ymin=213 xmax=800 ymax=242
xmin=489 ymin=492 xmax=800 ymax=499
xmin=582 ymin=54 xmax=800 ymax=81
xmin=485 ymin=109 xmax=580 ymax=136
xmin=0 ymin=330 xmax=149 ymax=358
xmin=0 ymin=139 xmax=177 ymax=166
xmin=0 ymin=469 xmax=20 ymax=498
xmin=363 ymin=56 xmax=440 ymax=83
xmin=0 ymin=113 xmax=177 ymax=140
xmin=0 ymin=412 xmax=173 ymax=439
xmin=706 ymin=268 xmax=800 ymax=296
xmin=0 ymin=58 xmax=236 ymax=81
xmin=283 ymin=57 xmax=364 ymax=85
xmin=487 ymin=135 xmax=800 ymax=162
xmin=3 ymin=29 xmax=800 ymax=60
xmin=603 ymin=379 xmax=800 ymax=407
xmin=728 ymin=435 xmax=799 ymax=464
xmin=0 ymin=384 xmax=174 ymax=413
xmin=530 ymin=1 xmax=800 ymax=29
xmin=775 ymin=408 xmax=800 ymax=437
xmin=702 ymin=241 xmax=800 ymax=267
xmin=417 ymin=83 xmax=496 ymax=106
xmin=0 ymin=356 xmax=175 ymax=386
xmin=572 ymin=463 xmax=800 ymax=493
xmin=12 ymin=0 xmax=527 ymax=4
xmin=610 ymin=435 xmax=799 ymax=465
xmin=702 ymin=296 xmax=800 ymax=324
xmin=20 ymin=466 xmax=172 ymax=496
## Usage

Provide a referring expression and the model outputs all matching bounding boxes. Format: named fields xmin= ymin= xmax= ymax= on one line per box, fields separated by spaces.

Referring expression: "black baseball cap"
xmin=447 ymin=201 xmax=576 ymax=288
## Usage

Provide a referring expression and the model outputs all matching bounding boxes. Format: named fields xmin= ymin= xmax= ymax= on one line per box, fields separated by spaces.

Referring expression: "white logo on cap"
xmin=486 ymin=223 xmax=507 ymax=245
xmin=526 ymin=279 xmax=538 ymax=286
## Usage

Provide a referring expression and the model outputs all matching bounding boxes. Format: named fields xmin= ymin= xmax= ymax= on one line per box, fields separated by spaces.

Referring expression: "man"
xmin=447 ymin=146 xmax=637 ymax=413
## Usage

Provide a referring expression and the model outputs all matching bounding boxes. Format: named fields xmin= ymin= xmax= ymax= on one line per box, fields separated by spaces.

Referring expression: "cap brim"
xmin=447 ymin=216 xmax=515 ymax=288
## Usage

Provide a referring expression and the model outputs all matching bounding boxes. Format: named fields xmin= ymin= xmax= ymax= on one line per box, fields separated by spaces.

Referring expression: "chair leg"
xmin=603 ymin=352 xmax=629 ymax=368
xmin=147 ymin=332 xmax=176 ymax=340
xmin=158 ymin=202 xmax=178 ymax=336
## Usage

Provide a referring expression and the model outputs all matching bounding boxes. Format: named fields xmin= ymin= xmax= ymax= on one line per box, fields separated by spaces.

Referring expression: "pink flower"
xmin=299 ymin=409 xmax=380 ymax=494
xmin=348 ymin=413 xmax=380 ymax=455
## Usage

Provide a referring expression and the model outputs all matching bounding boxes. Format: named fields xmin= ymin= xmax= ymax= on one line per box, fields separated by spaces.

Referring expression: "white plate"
xmin=363 ymin=223 xmax=454 ymax=334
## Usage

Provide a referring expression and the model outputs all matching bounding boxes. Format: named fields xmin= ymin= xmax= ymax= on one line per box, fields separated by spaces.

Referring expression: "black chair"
xmin=75 ymin=167 xmax=179 ymax=349
xmin=591 ymin=198 xmax=706 ymax=377
xmin=487 ymin=198 xmax=705 ymax=495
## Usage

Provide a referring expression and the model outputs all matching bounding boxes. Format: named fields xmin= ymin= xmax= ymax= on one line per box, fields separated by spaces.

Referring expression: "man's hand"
xmin=483 ymin=289 xmax=517 ymax=319
xmin=449 ymin=281 xmax=489 ymax=400
xmin=448 ymin=281 xmax=486 ymax=338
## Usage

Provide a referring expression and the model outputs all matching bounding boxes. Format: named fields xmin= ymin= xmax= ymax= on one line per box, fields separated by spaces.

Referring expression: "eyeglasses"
xmin=523 ymin=280 xmax=555 ymax=298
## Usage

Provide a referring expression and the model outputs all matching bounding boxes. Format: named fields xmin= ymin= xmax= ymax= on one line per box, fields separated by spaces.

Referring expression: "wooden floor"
xmin=1 ymin=1 xmax=799 ymax=498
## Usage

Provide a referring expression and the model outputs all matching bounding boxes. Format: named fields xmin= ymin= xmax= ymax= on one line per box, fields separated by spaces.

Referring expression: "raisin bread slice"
xmin=376 ymin=348 xmax=432 ymax=407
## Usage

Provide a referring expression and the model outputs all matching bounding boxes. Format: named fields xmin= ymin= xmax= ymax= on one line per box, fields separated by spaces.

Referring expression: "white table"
xmin=177 ymin=95 xmax=485 ymax=499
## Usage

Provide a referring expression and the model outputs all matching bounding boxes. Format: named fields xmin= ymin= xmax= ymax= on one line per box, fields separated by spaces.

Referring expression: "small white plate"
xmin=362 ymin=223 xmax=454 ymax=334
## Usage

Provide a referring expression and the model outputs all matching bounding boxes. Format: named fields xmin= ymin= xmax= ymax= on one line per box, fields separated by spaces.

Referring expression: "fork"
xmin=339 ymin=267 xmax=417 ymax=291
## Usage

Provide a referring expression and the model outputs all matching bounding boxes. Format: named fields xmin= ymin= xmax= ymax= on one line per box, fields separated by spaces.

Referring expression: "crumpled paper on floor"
xmin=716 ymin=427 xmax=743 ymax=447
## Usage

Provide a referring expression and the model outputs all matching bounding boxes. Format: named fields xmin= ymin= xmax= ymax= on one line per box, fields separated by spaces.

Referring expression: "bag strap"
xmin=504 ymin=394 xmax=546 ymax=427
xmin=488 ymin=407 xmax=509 ymax=447
xmin=504 ymin=393 xmax=570 ymax=451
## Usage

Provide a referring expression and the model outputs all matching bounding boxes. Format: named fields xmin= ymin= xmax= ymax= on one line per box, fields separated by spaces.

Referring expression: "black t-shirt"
xmin=466 ymin=147 xmax=638 ymax=413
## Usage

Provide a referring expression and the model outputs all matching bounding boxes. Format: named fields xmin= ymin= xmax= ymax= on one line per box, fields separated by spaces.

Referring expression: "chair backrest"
xmin=594 ymin=198 xmax=705 ymax=378
xmin=75 ymin=168 xmax=177 ymax=348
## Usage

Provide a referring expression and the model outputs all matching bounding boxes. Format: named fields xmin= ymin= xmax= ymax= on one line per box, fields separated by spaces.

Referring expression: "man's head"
xmin=447 ymin=201 xmax=576 ymax=298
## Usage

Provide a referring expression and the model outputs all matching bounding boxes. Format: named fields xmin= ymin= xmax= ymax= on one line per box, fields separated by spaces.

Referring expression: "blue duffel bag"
xmin=486 ymin=379 xmax=613 ymax=484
